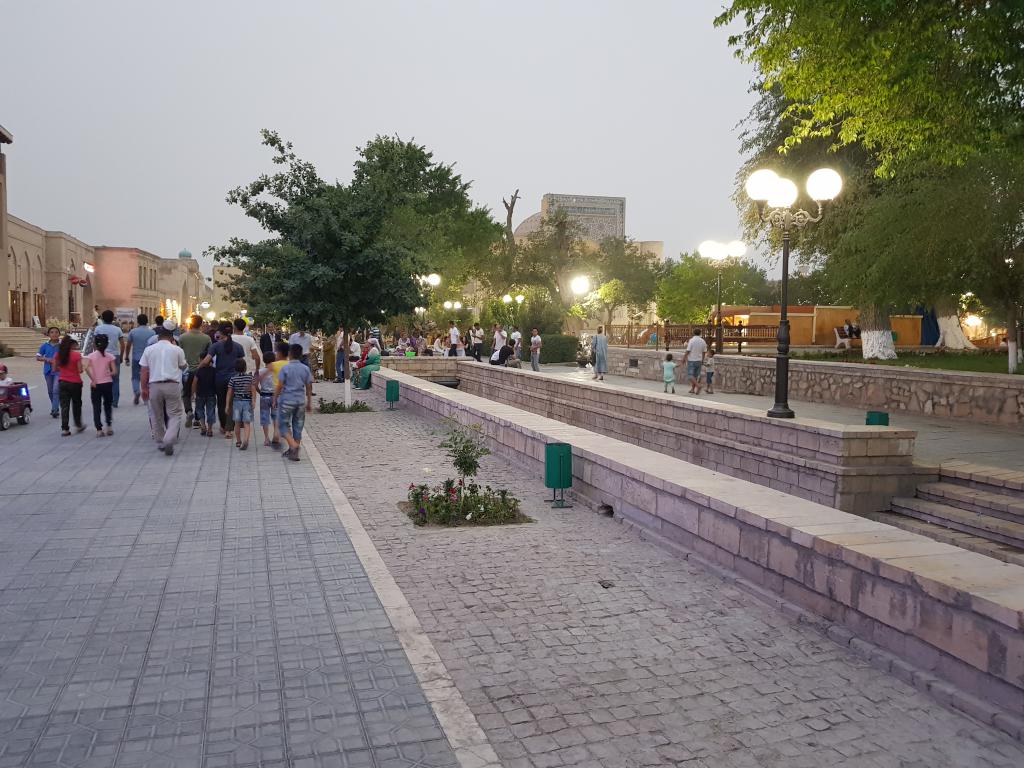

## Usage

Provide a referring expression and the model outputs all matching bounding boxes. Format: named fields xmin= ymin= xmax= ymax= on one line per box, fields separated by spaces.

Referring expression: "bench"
xmin=834 ymin=326 xmax=862 ymax=349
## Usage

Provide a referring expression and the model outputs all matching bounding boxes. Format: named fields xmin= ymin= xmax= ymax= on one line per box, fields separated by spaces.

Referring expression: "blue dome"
xmin=178 ymin=248 xmax=192 ymax=260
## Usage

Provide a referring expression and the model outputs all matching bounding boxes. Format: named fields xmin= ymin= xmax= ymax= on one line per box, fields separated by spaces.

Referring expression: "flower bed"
xmin=403 ymin=480 xmax=531 ymax=527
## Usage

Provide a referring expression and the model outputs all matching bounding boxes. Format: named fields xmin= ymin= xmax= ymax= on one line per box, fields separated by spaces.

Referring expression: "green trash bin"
xmin=544 ymin=443 xmax=573 ymax=508
xmin=385 ymin=379 xmax=400 ymax=410
xmin=865 ymin=411 xmax=889 ymax=426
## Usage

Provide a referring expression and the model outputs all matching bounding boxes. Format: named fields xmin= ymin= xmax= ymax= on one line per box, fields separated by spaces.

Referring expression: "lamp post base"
xmin=767 ymin=404 xmax=795 ymax=419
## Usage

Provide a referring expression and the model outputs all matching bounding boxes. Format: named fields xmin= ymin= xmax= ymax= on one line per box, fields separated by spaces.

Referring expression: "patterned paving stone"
xmin=307 ymin=381 xmax=1024 ymax=768
xmin=0 ymin=371 xmax=456 ymax=768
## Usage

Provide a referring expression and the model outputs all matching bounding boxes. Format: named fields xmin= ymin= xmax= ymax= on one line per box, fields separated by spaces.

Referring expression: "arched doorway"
xmin=32 ymin=255 xmax=44 ymax=325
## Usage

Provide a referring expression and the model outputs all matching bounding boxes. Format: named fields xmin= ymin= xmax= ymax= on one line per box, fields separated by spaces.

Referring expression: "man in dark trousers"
xmin=260 ymin=323 xmax=282 ymax=357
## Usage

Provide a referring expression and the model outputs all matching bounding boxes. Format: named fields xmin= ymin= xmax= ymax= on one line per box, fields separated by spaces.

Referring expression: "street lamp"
xmin=570 ymin=276 xmax=591 ymax=296
xmin=443 ymin=301 xmax=453 ymax=310
xmin=515 ymin=294 xmax=524 ymax=305
xmin=502 ymin=294 xmax=513 ymax=304
xmin=425 ymin=273 xmax=441 ymax=287
xmin=746 ymin=167 xmax=842 ymax=418
xmin=698 ymin=239 xmax=746 ymax=354
xmin=453 ymin=301 xmax=462 ymax=310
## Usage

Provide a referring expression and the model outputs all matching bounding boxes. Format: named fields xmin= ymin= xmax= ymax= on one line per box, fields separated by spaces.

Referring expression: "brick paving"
xmin=307 ymin=381 xmax=1024 ymax=768
xmin=0 ymin=373 xmax=457 ymax=768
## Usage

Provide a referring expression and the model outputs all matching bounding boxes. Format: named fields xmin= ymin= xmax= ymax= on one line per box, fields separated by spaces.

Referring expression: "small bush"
xmin=317 ymin=398 xmax=373 ymax=413
xmin=404 ymin=480 xmax=530 ymax=527
xmin=530 ymin=334 xmax=579 ymax=364
xmin=439 ymin=419 xmax=490 ymax=478
xmin=0 ymin=342 xmax=11 ymax=359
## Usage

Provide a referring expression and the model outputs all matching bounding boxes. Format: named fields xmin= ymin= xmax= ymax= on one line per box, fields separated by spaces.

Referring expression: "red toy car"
xmin=0 ymin=381 xmax=32 ymax=430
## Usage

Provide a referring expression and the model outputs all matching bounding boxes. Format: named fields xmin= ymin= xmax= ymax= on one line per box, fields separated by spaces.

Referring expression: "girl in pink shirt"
xmin=85 ymin=333 xmax=118 ymax=437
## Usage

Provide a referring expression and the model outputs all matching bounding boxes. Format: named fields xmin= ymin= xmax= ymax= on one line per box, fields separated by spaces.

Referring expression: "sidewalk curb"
xmin=304 ymin=436 xmax=502 ymax=768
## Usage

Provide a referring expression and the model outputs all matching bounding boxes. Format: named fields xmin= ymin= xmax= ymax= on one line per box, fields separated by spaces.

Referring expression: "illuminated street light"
xmin=205 ymin=311 xmax=216 ymax=321
xmin=699 ymin=239 xmax=746 ymax=353
xmin=570 ymin=276 xmax=591 ymax=295
xmin=502 ymin=294 xmax=513 ymax=304
xmin=443 ymin=301 xmax=453 ymax=310
xmin=515 ymin=294 xmax=524 ymax=304
xmin=425 ymin=273 xmax=441 ymax=287
xmin=746 ymin=166 xmax=842 ymax=418
xmin=453 ymin=301 xmax=462 ymax=310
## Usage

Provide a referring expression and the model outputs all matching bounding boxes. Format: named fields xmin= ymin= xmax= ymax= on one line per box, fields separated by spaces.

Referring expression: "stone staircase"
xmin=871 ymin=462 xmax=1024 ymax=566
xmin=0 ymin=326 xmax=45 ymax=357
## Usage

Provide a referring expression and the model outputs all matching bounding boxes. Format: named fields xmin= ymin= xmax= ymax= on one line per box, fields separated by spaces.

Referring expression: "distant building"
xmin=514 ymin=193 xmax=626 ymax=244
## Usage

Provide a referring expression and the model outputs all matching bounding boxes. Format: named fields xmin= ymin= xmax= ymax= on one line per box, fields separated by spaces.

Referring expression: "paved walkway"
xmin=0 ymin=359 xmax=459 ymax=768
xmin=543 ymin=366 xmax=1024 ymax=470
xmin=307 ymin=381 xmax=1024 ymax=768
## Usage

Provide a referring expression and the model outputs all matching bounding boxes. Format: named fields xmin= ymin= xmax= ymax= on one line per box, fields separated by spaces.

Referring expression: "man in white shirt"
xmin=232 ymin=318 xmax=262 ymax=371
xmin=470 ymin=323 xmax=484 ymax=362
xmin=510 ymin=326 xmax=523 ymax=358
xmin=684 ymin=328 xmax=709 ymax=394
xmin=140 ymin=324 xmax=188 ymax=455
xmin=447 ymin=321 xmax=460 ymax=357
xmin=492 ymin=324 xmax=507 ymax=356
xmin=530 ymin=328 xmax=542 ymax=372
xmin=288 ymin=328 xmax=313 ymax=367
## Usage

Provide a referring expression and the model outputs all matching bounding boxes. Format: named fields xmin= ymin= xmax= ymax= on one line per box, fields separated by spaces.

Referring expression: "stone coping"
xmin=373 ymin=367 xmax=1024 ymax=718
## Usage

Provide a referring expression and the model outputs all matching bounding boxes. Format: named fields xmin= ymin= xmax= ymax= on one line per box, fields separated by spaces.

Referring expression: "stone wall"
xmin=605 ymin=347 xmax=1024 ymax=426
xmin=452 ymin=362 xmax=931 ymax=514
xmin=716 ymin=355 xmax=1024 ymax=426
xmin=372 ymin=367 xmax=1024 ymax=725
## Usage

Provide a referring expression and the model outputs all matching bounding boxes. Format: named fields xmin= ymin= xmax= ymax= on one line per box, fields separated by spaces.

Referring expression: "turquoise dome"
xmin=178 ymin=248 xmax=192 ymax=260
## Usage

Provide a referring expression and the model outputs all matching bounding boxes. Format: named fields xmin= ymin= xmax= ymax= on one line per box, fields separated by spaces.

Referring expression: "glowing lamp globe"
xmin=502 ymin=294 xmax=513 ymax=304
xmin=515 ymin=294 xmax=524 ymax=304
xmin=806 ymin=168 xmax=843 ymax=201
xmin=725 ymin=240 xmax=747 ymax=258
xmin=453 ymin=301 xmax=462 ymax=310
xmin=570 ymin=276 xmax=591 ymax=295
xmin=766 ymin=177 xmax=798 ymax=208
xmin=745 ymin=169 xmax=779 ymax=201
xmin=425 ymin=273 xmax=441 ymax=287
xmin=443 ymin=301 xmax=453 ymax=310
xmin=698 ymin=240 xmax=725 ymax=261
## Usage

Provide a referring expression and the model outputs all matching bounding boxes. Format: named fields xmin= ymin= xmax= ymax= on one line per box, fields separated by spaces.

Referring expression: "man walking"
xmin=684 ymin=328 xmax=708 ymax=394
xmin=139 ymin=322 xmax=187 ymax=456
xmin=530 ymin=328 xmax=542 ymax=372
xmin=471 ymin=323 xmax=484 ymax=362
xmin=124 ymin=314 xmax=155 ymax=405
xmin=260 ymin=322 xmax=281 ymax=357
xmin=447 ymin=320 xmax=460 ymax=358
xmin=232 ymin=318 xmax=262 ymax=370
xmin=492 ymin=324 xmax=507 ymax=358
xmin=179 ymin=315 xmax=211 ymax=424
xmin=94 ymin=310 xmax=126 ymax=407
xmin=288 ymin=327 xmax=312 ymax=368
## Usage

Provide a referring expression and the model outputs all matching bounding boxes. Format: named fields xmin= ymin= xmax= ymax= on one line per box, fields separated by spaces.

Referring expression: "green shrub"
xmin=530 ymin=334 xmax=579 ymax=364
xmin=317 ymin=398 xmax=373 ymax=413
xmin=405 ymin=480 xmax=530 ymax=527
xmin=439 ymin=419 xmax=490 ymax=478
xmin=0 ymin=342 xmax=11 ymax=359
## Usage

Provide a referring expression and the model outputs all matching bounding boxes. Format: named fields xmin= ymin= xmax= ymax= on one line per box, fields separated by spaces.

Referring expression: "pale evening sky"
xmin=1 ymin=1 xmax=758 ymax=278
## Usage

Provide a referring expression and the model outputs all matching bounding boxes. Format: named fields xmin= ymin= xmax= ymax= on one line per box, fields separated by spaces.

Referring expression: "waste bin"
xmin=544 ymin=443 xmax=573 ymax=508
xmin=865 ymin=411 xmax=889 ymax=426
xmin=385 ymin=380 xmax=400 ymax=409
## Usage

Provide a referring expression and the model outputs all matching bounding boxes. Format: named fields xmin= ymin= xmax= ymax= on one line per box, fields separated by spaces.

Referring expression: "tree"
xmin=583 ymin=279 xmax=630 ymax=327
xmin=716 ymin=1 xmax=1024 ymax=175
xmin=656 ymin=253 xmax=771 ymax=324
xmin=585 ymin=238 xmax=663 ymax=324
xmin=509 ymin=209 xmax=588 ymax=310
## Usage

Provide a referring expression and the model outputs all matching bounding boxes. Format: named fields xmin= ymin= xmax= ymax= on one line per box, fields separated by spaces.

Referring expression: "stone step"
xmin=866 ymin=511 xmax=1024 ymax=567
xmin=891 ymin=496 xmax=1024 ymax=549
xmin=939 ymin=462 xmax=1024 ymax=501
xmin=917 ymin=482 xmax=1024 ymax=525
xmin=0 ymin=328 xmax=46 ymax=357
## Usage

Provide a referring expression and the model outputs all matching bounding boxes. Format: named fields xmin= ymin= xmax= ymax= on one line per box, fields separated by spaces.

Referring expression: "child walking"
xmin=256 ymin=351 xmax=277 ymax=447
xmin=662 ymin=353 xmax=677 ymax=394
xmin=192 ymin=362 xmax=217 ymax=436
xmin=705 ymin=349 xmax=716 ymax=394
xmin=55 ymin=335 xmax=86 ymax=436
xmin=85 ymin=333 xmax=117 ymax=437
xmin=225 ymin=358 xmax=256 ymax=450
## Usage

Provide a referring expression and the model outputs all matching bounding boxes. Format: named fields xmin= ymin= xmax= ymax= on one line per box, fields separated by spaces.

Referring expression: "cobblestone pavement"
xmin=307 ymin=381 xmax=1024 ymax=768
xmin=0 ymin=361 xmax=458 ymax=768
xmin=544 ymin=365 xmax=1024 ymax=470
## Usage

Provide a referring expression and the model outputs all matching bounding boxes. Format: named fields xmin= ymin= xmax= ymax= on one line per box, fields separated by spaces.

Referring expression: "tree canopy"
xmin=656 ymin=253 xmax=772 ymax=324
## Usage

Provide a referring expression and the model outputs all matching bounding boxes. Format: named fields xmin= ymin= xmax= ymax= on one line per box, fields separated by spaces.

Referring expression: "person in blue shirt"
xmin=273 ymin=343 xmax=313 ymax=461
xmin=93 ymin=309 xmax=125 ymax=407
xmin=124 ymin=313 xmax=155 ymax=405
xmin=35 ymin=326 xmax=62 ymax=417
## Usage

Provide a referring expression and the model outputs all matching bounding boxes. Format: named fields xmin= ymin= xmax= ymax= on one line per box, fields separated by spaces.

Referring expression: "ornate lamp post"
xmin=745 ymin=168 xmax=842 ymax=418
xmin=698 ymin=239 xmax=746 ymax=354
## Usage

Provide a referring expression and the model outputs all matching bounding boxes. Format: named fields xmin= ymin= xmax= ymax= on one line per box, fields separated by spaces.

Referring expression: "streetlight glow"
xmin=515 ymin=294 xmax=524 ymax=304
xmin=766 ymin=177 xmax=799 ymax=208
xmin=570 ymin=276 xmax=591 ymax=295
xmin=726 ymin=240 xmax=747 ymax=258
xmin=443 ymin=301 xmax=453 ymax=310
xmin=205 ymin=311 xmax=216 ymax=321
xmin=745 ymin=169 xmax=780 ymax=201
xmin=698 ymin=240 xmax=725 ymax=261
xmin=426 ymin=273 xmax=441 ymax=287
xmin=453 ymin=301 xmax=462 ymax=310
xmin=502 ymin=294 xmax=513 ymax=304
xmin=806 ymin=168 xmax=843 ymax=201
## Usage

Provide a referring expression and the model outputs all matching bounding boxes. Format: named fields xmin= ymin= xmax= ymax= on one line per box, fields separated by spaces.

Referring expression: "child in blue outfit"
xmin=662 ymin=353 xmax=677 ymax=394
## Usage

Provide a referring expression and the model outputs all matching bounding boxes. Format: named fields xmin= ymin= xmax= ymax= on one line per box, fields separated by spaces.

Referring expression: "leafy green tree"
xmin=656 ymin=253 xmax=771 ymax=324
xmin=585 ymin=238 xmax=663 ymax=324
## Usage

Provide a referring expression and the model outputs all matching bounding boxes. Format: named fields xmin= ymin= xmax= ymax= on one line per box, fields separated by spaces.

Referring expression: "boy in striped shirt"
xmin=225 ymin=358 xmax=256 ymax=450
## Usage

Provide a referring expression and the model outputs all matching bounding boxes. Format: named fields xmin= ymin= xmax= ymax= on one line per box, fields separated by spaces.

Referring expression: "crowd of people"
xmin=330 ymin=321 xmax=544 ymax=379
xmin=36 ymin=312 xmax=315 ymax=460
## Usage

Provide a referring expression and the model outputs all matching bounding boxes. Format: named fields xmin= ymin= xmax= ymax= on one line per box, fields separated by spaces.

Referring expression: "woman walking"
xmin=85 ymin=333 xmax=118 ymax=437
xmin=591 ymin=326 xmax=609 ymax=381
xmin=55 ymin=335 xmax=86 ymax=436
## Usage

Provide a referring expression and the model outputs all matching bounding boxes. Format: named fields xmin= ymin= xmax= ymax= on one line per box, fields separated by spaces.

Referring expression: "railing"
xmin=606 ymin=323 xmax=780 ymax=350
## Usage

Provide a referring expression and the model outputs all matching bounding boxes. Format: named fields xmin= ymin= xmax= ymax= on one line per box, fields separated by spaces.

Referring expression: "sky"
xmin=1 ymin=1 xmax=758 ymax=278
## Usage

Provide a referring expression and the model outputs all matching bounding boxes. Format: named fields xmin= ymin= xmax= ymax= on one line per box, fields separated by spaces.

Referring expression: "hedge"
xmin=478 ymin=334 xmax=580 ymax=365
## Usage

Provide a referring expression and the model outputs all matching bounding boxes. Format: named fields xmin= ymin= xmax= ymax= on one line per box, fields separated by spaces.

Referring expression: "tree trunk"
xmin=1008 ymin=305 xmax=1019 ymax=375
xmin=933 ymin=296 xmax=975 ymax=349
xmin=860 ymin=305 xmax=898 ymax=360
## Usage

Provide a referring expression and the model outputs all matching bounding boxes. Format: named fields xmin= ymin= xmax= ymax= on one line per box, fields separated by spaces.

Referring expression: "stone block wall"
xmin=452 ymin=362 xmax=930 ymax=514
xmin=716 ymin=355 xmax=1024 ymax=426
xmin=372 ymin=367 xmax=1024 ymax=722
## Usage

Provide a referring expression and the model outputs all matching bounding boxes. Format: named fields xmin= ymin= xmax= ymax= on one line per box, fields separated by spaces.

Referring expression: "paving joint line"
xmin=303 ymin=434 xmax=502 ymax=768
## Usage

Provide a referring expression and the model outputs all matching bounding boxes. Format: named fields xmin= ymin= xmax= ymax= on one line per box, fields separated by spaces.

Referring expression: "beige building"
xmin=0 ymin=124 xmax=212 ymax=330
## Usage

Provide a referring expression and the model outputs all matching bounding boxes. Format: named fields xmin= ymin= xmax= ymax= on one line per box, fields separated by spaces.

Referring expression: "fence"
xmin=606 ymin=323 xmax=779 ymax=350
